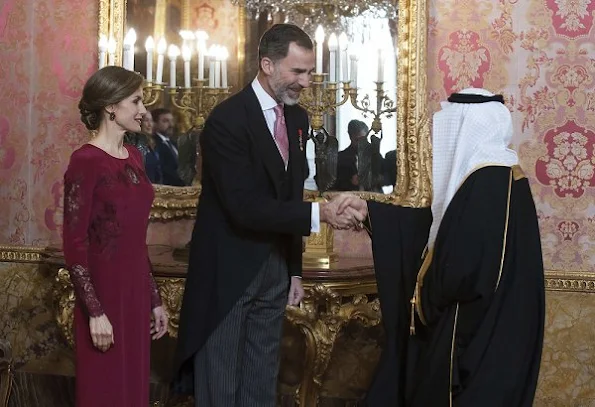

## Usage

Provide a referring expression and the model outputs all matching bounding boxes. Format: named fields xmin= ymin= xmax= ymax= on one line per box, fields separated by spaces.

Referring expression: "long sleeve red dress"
xmin=63 ymin=143 xmax=161 ymax=407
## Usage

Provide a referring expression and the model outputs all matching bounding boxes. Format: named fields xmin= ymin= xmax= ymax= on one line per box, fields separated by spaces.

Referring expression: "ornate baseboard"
xmin=1 ymin=244 xmax=594 ymax=293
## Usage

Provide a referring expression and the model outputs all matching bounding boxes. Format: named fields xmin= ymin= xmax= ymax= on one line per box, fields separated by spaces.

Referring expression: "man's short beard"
xmin=277 ymin=90 xmax=299 ymax=106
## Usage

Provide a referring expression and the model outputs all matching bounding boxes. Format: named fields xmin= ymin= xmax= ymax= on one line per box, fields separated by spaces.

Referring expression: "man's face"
xmin=154 ymin=112 xmax=174 ymax=137
xmin=350 ymin=129 xmax=367 ymax=144
xmin=264 ymin=42 xmax=315 ymax=105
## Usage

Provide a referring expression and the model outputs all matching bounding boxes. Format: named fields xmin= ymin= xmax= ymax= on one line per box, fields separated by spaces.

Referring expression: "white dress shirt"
xmin=251 ymin=78 xmax=320 ymax=233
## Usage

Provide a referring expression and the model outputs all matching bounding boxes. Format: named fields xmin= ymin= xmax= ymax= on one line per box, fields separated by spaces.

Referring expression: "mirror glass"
xmin=124 ymin=0 xmax=398 ymax=194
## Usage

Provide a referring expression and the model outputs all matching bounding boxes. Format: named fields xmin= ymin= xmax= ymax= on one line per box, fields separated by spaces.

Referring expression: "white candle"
xmin=214 ymin=58 xmax=221 ymax=88
xmin=98 ymin=35 xmax=108 ymax=69
xmin=208 ymin=45 xmax=217 ymax=88
xmin=145 ymin=37 xmax=154 ymax=82
xmin=182 ymin=45 xmax=191 ymax=88
xmin=195 ymin=31 xmax=209 ymax=81
xmin=168 ymin=45 xmax=180 ymax=88
xmin=328 ymin=34 xmax=337 ymax=82
xmin=377 ymin=48 xmax=384 ymax=83
xmin=123 ymin=29 xmax=136 ymax=70
xmin=221 ymin=47 xmax=229 ymax=88
xmin=107 ymin=37 xmax=116 ymax=66
xmin=339 ymin=33 xmax=348 ymax=82
xmin=350 ymin=54 xmax=358 ymax=88
xmin=156 ymin=37 xmax=167 ymax=84
xmin=315 ymin=26 xmax=325 ymax=74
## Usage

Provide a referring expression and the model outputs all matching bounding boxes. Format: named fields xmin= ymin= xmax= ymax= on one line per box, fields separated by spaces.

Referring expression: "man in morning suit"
xmin=172 ymin=24 xmax=363 ymax=407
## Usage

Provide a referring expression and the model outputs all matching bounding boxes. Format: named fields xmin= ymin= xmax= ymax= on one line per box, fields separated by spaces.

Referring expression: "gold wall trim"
xmin=99 ymin=0 xmax=126 ymax=66
xmin=394 ymin=0 xmax=431 ymax=208
xmin=0 ymin=245 xmax=60 ymax=263
xmin=1 ymin=244 xmax=594 ymax=294
xmin=150 ymin=185 xmax=201 ymax=220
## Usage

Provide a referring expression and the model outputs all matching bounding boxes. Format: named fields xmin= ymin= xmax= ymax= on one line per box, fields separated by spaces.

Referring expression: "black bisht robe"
xmin=365 ymin=166 xmax=545 ymax=407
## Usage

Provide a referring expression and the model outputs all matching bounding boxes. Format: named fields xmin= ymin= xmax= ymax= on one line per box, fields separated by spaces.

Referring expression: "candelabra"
xmin=348 ymin=81 xmax=396 ymax=136
xmin=298 ymin=73 xmax=351 ymax=130
xmin=142 ymin=80 xmax=231 ymax=132
xmin=298 ymin=73 xmax=352 ymax=268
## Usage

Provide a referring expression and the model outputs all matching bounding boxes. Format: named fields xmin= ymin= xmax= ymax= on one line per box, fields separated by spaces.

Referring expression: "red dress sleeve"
xmin=63 ymin=152 xmax=104 ymax=317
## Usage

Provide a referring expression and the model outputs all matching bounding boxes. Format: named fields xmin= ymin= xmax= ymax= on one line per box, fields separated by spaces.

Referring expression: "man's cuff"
xmin=310 ymin=202 xmax=320 ymax=233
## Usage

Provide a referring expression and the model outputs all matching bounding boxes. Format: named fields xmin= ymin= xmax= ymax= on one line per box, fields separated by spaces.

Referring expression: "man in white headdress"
xmin=334 ymin=89 xmax=545 ymax=406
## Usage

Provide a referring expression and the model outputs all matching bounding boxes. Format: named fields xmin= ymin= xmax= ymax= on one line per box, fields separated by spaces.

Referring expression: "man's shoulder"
xmin=210 ymin=86 xmax=250 ymax=117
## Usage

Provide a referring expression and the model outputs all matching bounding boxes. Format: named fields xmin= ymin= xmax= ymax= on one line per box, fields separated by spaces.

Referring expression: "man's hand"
xmin=336 ymin=194 xmax=368 ymax=220
xmin=320 ymin=194 xmax=367 ymax=230
xmin=320 ymin=196 xmax=363 ymax=229
xmin=288 ymin=276 xmax=304 ymax=306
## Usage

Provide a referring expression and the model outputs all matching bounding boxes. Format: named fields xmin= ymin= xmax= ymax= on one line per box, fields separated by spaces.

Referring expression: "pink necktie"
xmin=273 ymin=104 xmax=289 ymax=166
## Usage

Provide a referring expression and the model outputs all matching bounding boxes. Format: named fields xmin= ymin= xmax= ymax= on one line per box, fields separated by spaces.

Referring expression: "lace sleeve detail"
xmin=69 ymin=264 xmax=105 ymax=317
xmin=63 ymin=151 xmax=104 ymax=317
xmin=149 ymin=259 xmax=162 ymax=309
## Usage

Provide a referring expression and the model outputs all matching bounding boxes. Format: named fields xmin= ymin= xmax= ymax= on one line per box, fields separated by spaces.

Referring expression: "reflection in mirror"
xmin=123 ymin=0 xmax=398 ymax=193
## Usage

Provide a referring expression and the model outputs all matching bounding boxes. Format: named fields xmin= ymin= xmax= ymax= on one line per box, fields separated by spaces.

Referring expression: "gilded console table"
xmin=55 ymin=246 xmax=380 ymax=406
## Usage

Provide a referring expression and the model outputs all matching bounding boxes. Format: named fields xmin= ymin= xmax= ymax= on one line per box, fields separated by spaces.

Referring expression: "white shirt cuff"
xmin=311 ymin=202 xmax=320 ymax=233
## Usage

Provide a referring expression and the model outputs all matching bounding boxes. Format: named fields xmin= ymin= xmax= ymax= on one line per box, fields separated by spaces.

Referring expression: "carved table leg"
xmin=0 ymin=339 xmax=13 ymax=407
xmin=286 ymin=284 xmax=381 ymax=406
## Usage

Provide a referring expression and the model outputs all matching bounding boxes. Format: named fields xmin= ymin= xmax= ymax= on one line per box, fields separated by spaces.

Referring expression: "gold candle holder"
xmin=142 ymin=80 xmax=231 ymax=133
xmin=348 ymin=81 xmax=396 ymax=135
xmin=299 ymin=73 xmax=351 ymax=131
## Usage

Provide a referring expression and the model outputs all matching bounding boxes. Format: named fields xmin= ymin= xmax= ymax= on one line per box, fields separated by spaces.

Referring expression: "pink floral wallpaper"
xmin=0 ymin=0 xmax=97 ymax=246
xmin=1 ymin=0 xmax=595 ymax=273
xmin=428 ymin=0 xmax=595 ymax=272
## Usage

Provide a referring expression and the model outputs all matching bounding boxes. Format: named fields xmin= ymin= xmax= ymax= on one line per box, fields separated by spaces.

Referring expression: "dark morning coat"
xmin=171 ymin=85 xmax=312 ymax=391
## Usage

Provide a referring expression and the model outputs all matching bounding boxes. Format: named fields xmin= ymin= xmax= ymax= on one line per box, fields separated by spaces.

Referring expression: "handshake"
xmin=319 ymin=193 xmax=368 ymax=230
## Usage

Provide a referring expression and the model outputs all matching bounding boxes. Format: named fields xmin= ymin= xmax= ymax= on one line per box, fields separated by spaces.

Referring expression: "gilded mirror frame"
xmin=98 ymin=0 xmax=431 ymax=219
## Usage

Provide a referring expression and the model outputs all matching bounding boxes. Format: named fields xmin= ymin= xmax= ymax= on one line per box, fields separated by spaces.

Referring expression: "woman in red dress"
xmin=63 ymin=66 xmax=169 ymax=406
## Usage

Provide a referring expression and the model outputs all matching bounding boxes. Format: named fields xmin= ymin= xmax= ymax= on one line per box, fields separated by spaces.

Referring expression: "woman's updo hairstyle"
xmin=78 ymin=66 xmax=144 ymax=131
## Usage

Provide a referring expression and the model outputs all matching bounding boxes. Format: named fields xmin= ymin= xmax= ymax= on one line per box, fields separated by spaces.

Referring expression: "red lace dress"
xmin=63 ymin=144 xmax=161 ymax=407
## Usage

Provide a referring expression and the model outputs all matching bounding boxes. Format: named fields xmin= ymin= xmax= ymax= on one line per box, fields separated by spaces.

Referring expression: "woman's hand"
xmin=150 ymin=306 xmax=168 ymax=340
xmin=89 ymin=314 xmax=114 ymax=352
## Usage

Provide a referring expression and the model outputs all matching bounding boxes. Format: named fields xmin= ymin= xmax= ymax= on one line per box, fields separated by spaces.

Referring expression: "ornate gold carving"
xmin=98 ymin=0 xmax=126 ymax=66
xmin=285 ymin=284 xmax=381 ymax=406
xmin=0 ymin=245 xmax=44 ymax=262
xmin=303 ymin=223 xmax=338 ymax=269
xmin=150 ymin=185 xmax=201 ymax=220
xmin=544 ymin=271 xmax=595 ymax=292
xmin=55 ymin=268 xmax=75 ymax=348
xmin=155 ymin=278 xmax=186 ymax=338
xmin=0 ymin=339 xmax=13 ymax=407
xmin=394 ymin=0 xmax=431 ymax=208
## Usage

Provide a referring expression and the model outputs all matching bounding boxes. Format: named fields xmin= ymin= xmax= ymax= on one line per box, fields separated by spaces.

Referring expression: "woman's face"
xmin=141 ymin=111 xmax=153 ymax=134
xmin=112 ymin=87 xmax=147 ymax=133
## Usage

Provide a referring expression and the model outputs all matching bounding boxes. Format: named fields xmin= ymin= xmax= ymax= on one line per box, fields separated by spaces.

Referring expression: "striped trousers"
xmin=193 ymin=248 xmax=289 ymax=407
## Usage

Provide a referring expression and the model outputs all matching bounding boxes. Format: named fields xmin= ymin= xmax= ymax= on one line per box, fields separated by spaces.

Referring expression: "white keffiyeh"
xmin=428 ymin=88 xmax=518 ymax=249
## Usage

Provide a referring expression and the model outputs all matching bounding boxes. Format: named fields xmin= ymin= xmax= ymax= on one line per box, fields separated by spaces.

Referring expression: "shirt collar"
xmin=155 ymin=132 xmax=168 ymax=142
xmin=251 ymin=77 xmax=279 ymax=111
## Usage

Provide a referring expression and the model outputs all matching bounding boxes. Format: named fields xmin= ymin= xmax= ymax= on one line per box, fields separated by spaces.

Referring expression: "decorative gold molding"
xmin=2 ymin=244 xmax=595 ymax=295
xmin=544 ymin=271 xmax=595 ymax=292
xmin=150 ymin=185 xmax=201 ymax=220
xmin=394 ymin=0 xmax=431 ymax=208
xmin=98 ymin=0 xmax=126 ymax=66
